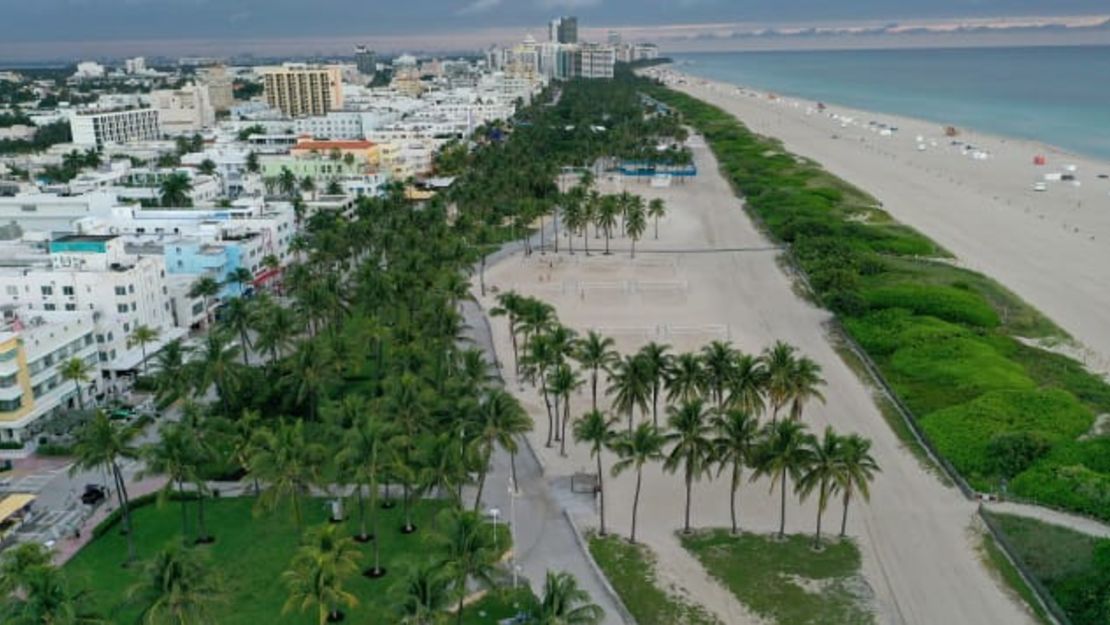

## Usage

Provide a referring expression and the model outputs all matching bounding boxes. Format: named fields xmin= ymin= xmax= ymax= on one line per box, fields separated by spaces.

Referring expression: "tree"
xmin=60 ymin=357 xmax=92 ymax=411
xmin=282 ymin=339 xmax=335 ymax=421
xmin=0 ymin=564 xmax=105 ymax=625
xmin=152 ymin=340 xmax=191 ymax=405
xmin=225 ymin=266 xmax=254 ymax=297
xmin=727 ymin=353 xmax=767 ymax=416
xmin=751 ymin=420 xmax=815 ymax=539
xmin=187 ymin=276 xmax=220 ymax=327
xmin=159 ymin=172 xmax=193 ymax=207
xmin=663 ymin=399 xmax=715 ymax=534
xmin=282 ymin=524 xmax=361 ymax=625
xmin=787 ymin=356 xmax=826 ymax=422
xmin=70 ymin=411 xmax=140 ymax=564
xmin=300 ymin=175 xmax=317 ymax=200
xmin=647 ymin=198 xmax=666 ymax=240
xmin=140 ymin=422 xmax=199 ymax=544
xmin=595 ymin=195 xmax=619 ymax=255
xmin=393 ymin=564 xmax=452 ymax=625
xmin=0 ymin=542 xmax=52 ymax=596
xmin=433 ymin=509 xmax=499 ymax=625
xmin=625 ymin=200 xmax=646 ymax=258
xmin=548 ymin=363 xmax=582 ymax=457
xmin=198 ymin=158 xmax=217 ymax=176
xmin=219 ymin=297 xmax=254 ymax=367
xmin=700 ymin=341 xmax=736 ymax=411
xmin=335 ymin=397 xmax=392 ymax=555
xmin=245 ymin=151 xmax=259 ymax=173
xmin=607 ymin=354 xmax=651 ymax=433
xmin=326 ymin=179 xmax=343 ymax=195
xmin=574 ymin=331 xmax=619 ymax=411
xmin=573 ymin=410 xmax=618 ymax=536
xmin=278 ymin=167 xmax=298 ymax=198
xmin=532 ymin=570 xmax=605 ymax=625
xmin=665 ymin=352 xmax=704 ymax=405
xmin=249 ymin=420 xmax=326 ymax=531
xmin=762 ymin=341 xmax=797 ymax=424
xmin=636 ymin=342 xmax=671 ymax=427
xmin=128 ymin=325 xmax=161 ymax=376
xmin=472 ymin=389 xmax=531 ymax=511
xmin=187 ymin=331 xmax=241 ymax=414
xmin=610 ymin=423 xmax=665 ymax=543
xmin=713 ymin=409 xmax=759 ymax=535
xmin=126 ymin=545 xmax=224 ymax=625
xmin=834 ymin=434 xmax=880 ymax=537
xmin=797 ymin=427 xmax=842 ymax=549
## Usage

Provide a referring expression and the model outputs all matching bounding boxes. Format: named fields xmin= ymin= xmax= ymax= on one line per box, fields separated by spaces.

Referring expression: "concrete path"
xmin=984 ymin=501 xmax=1110 ymax=539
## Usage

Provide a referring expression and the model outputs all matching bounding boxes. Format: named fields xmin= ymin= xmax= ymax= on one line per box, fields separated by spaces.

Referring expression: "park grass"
xmin=977 ymin=527 xmax=1054 ymax=625
xmin=680 ymin=530 xmax=874 ymax=625
xmin=642 ymin=75 xmax=1110 ymax=522
xmin=983 ymin=512 xmax=1110 ymax=625
xmin=587 ymin=534 xmax=722 ymax=625
xmin=65 ymin=496 xmax=516 ymax=625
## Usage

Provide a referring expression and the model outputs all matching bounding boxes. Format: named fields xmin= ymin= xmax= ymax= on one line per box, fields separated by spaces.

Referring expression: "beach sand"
xmin=646 ymin=66 xmax=1110 ymax=374
xmin=479 ymin=138 xmax=1036 ymax=624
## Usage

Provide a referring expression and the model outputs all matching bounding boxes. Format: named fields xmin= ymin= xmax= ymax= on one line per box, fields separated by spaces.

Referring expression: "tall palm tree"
xmin=249 ymin=420 xmax=326 ymax=531
xmin=219 ymin=298 xmax=254 ymax=367
xmin=282 ymin=339 xmax=335 ymax=421
xmin=152 ymin=340 xmax=191 ymax=405
xmin=665 ymin=352 xmax=704 ymax=405
xmin=126 ymin=545 xmax=224 ymax=625
xmin=700 ymin=341 xmax=736 ymax=411
xmin=70 ymin=411 xmax=139 ymax=564
xmin=663 ymin=399 xmax=716 ymax=534
xmin=392 ymin=564 xmax=452 ymax=625
xmin=834 ymin=434 xmax=880 ymax=538
xmin=252 ymin=301 xmax=299 ymax=366
xmin=727 ymin=353 xmax=767 ymax=416
xmin=647 ymin=198 xmax=666 ymax=240
xmin=225 ymin=266 xmax=254 ymax=297
xmin=548 ymin=363 xmax=582 ymax=457
xmin=595 ymin=195 xmax=619 ymax=255
xmin=533 ymin=570 xmax=606 ymax=625
xmin=127 ymin=325 xmax=161 ymax=375
xmin=140 ymin=422 xmax=198 ymax=544
xmin=277 ymin=167 xmax=298 ymax=198
xmin=300 ymin=175 xmax=317 ymax=201
xmin=713 ymin=409 xmax=760 ymax=535
xmin=187 ymin=331 xmax=241 ymax=415
xmin=1 ymin=564 xmax=106 ymax=625
xmin=625 ymin=201 xmax=647 ymax=259
xmin=636 ymin=342 xmax=671 ymax=427
xmin=187 ymin=276 xmax=220 ymax=327
xmin=573 ymin=331 xmax=619 ymax=411
xmin=797 ymin=427 xmax=842 ymax=549
xmin=523 ymin=334 xmax=559 ymax=448
xmin=472 ymin=389 xmax=531 ymax=511
xmin=335 ymin=397 xmax=392 ymax=554
xmin=610 ymin=423 xmax=665 ymax=543
xmin=573 ymin=410 xmax=618 ymax=536
xmin=0 ymin=542 xmax=52 ymax=596
xmin=607 ymin=355 xmax=651 ymax=433
xmin=762 ymin=341 xmax=797 ymax=424
xmin=751 ymin=420 xmax=815 ymax=539
xmin=787 ymin=356 xmax=826 ymax=422
xmin=282 ymin=524 xmax=361 ymax=625
xmin=60 ymin=357 xmax=92 ymax=411
xmin=159 ymin=172 xmax=193 ymax=207
xmin=434 ymin=509 xmax=498 ymax=625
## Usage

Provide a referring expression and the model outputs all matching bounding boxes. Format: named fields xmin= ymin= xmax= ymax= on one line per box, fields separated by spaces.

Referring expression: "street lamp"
xmin=488 ymin=507 xmax=501 ymax=556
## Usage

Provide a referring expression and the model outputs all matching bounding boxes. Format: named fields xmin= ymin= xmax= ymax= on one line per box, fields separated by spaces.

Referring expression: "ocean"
xmin=672 ymin=46 xmax=1110 ymax=161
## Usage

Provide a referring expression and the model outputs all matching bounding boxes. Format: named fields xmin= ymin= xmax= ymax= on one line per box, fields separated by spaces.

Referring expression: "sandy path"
xmin=480 ymin=139 xmax=1035 ymax=624
xmin=648 ymin=67 xmax=1110 ymax=375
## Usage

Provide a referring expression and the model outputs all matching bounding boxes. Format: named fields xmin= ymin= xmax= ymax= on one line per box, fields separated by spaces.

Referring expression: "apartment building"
xmin=69 ymin=108 xmax=162 ymax=147
xmin=149 ymin=83 xmax=215 ymax=135
xmin=258 ymin=64 xmax=344 ymax=117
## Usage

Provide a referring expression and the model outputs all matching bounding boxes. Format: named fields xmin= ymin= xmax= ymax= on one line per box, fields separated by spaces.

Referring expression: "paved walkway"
xmin=984 ymin=501 xmax=1110 ymax=539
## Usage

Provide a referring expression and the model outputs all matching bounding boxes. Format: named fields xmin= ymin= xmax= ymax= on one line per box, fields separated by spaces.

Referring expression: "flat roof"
xmin=53 ymin=234 xmax=117 ymax=243
xmin=0 ymin=493 xmax=35 ymax=524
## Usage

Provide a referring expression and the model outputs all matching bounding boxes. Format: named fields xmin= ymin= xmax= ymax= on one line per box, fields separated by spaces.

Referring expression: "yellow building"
xmin=258 ymin=64 xmax=344 ymax=117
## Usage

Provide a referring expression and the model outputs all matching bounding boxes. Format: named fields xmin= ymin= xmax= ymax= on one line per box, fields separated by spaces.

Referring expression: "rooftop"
xmin=53 ymin=234 xmax=117 ymax=243
xmin=291 ymin=139 xmax=376 ymax=152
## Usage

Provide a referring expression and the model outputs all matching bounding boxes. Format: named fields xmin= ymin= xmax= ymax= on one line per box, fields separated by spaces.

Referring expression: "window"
xmin=40 ymin=286 xmax=53 ymax=296
xmin=114 ymin=286 xmax=126 ymax=296
xmin=96 ymin=334 xmax=104 ymax=343
xmin=62 ymin=286 xmax=74 ymax=296
xmin=123 ymin=322 xmax=130 ymax=333
xmin=131 ymin=302 xmax=137 ymax=311
xmin=0 ymin=397 xmax=23 ymax=412
xmin=4 ymin=286 xmax=16 ymax=296
xmin=128 ymin=284 xmax=134 ymax=293
xmin=43 ymin=303 xmax=56 ymax=311
xmin=117 ymin=304 xmax=128 ymax=313
xmin=65 ymin=304 xmax=76 ymax=311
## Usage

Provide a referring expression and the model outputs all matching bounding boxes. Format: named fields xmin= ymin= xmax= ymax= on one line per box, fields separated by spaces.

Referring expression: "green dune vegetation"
xmin=635 ymin=69 xmax=1110 ymax=524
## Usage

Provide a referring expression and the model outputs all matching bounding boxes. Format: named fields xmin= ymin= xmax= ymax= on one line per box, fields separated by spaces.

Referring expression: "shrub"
xmin=0 ymin=440 xmax=24 ymax=450
xmin=986 ymin=432 xmax=1051 ymax=479
xmin=861 ymin=284 xmax=1000 ymax=327
xmin=36 ymin=443 xmax=73 ymax=456
xmin=1011 ymin=463 xmax=1110 ymax=524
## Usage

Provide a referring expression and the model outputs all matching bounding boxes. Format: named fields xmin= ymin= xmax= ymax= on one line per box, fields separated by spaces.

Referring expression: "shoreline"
xmin=646 ymin=64 xmax=1110 ymax=375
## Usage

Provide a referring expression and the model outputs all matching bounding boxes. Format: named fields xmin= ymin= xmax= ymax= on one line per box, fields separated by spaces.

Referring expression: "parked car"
xmin=80 ymin=484 xmax=107 ymax=505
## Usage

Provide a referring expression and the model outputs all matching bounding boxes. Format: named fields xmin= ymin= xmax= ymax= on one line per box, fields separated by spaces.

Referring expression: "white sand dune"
xmin=647 ymin=67 xmax=1110 ymax=374
xmin=480 ymin=140 xmax=1036 ymax=624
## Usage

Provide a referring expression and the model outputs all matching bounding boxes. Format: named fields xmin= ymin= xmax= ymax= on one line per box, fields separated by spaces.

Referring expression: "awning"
xmin=0 ymin=493 xmax=35 ymax=524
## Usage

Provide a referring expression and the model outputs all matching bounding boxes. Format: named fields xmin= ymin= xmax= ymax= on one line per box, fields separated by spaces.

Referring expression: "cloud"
xmin=457 ymin=0 xmax=502 ymax=15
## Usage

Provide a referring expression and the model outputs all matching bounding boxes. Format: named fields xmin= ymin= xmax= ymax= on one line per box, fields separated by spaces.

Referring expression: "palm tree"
xmin=573 ymin=410 xmax=618 ymax=536
xmin=548 ymin=363 xmax=582 ymax=457
xmin=610 ymin=423 xmax=665 ymax=543
xmin=152 ymin=340 xmax=191 ymax=405
xmin=300 ymin=175 xmax=317 ymax=200
xmin=282 ymin=524 xmax=361 ymax=625
xmin=198 ymin=158 xmax=217 ymax=176
xmin=647 ymin=198 xmax=666 ymax=240
xmin=663 ymin=399 xmax=715 ymax=534
xmin=159 ymin=173 xmax=193 ymax=207
xmin=665 ymin=352 xmax=704 ymax=405
xmin=573 ymin=331 xmax=619 ymax=411
xmin=249 ymin=420 xmax=326 ymax=531
xmin=834 ymin=434 xmax=880 ymax=538
xmin=797 ymin=427 xmax=842 ymax=549
xmin=751 ymin=420 xmax=815 ymax=539
xmin=70 ymin=411 xmax=140 ymax=564
xmin=282 ymin=339 xmax=335 ymax=421
xmin=523 ymin=335 xmax=559 ymax=448
xmin=727 ymin=353 xmax=767 ymax=416
xmin=762 ymin=341 xmax=797 ymax=424
xmin=225 ymin=266 xmax=254 ymax=297
xmin=0 ymin=542 xmax=52 ymax=596
xmin=1 ymin=564 xmax=106 ymax=625
xmin=636 ymin=342 xmax=671 ymax=427
xmin=595 ymin=195 xmax=619 ymax=255
xmin=219 ymin=298 xmax=254 ymax=367
xmin=787 ymin=356 xmax=826 ymax=422
xmin=434 ymin=509 xmax=498 ymax=625
xmin=126 ymin=544 xmax=224 ymax=625
xmin=60 ymin=357 xmax=92 ymax=411
xmin=140 ymin=422 xmax=198 ymax=544
xmin=393 ymin=564 xmax=452 ymax=625
xmin=713 ymin=409 xmax=760 ymax=535
xmin=701 ymin=341 xmax=736 ymax=411
xmin=472 ymin=389 xmax=531 ymax=511
xmin=127 ymin=325 xmax=161 ymax=376
xmin=335 ymin=397 xmax=392 ymax=553
xmin=625 ymin=201 xmax=647 ymax=259
xmin=253 ymin=302 xmax=299 ymax=366
xmin=532 ymin=570 xmax=605 ymax=625
xmin=187 ymin=331 xmax=241 ymax=414
xmin=188 ymin=276 xmax=220 ymax=327
xmin=278 ymin=167 xmax=298 ymax=198
xmin=607 ymin=355 xmax=651 ymax=433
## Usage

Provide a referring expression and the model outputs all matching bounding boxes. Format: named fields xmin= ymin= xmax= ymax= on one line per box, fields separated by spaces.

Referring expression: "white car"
xmin=1033 ymin=182 xmax=1047 ymax=192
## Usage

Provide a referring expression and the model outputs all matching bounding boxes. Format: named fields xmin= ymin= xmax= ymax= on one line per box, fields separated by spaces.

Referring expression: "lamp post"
xmin=508 ymin=476 xmax=518 ymax=589
xmin=489 ymin=507 xmax=501 ymax=556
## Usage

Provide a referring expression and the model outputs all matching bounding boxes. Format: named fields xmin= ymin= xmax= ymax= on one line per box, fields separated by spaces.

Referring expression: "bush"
xmin=0 ymin=440 xmax=24 ymax=450
xmin=861 ymin=284 xmax=1000 ymax=327
xmin=36 ymin=443 xmax=73 ymax=456
xmin=986 ymin=432 xmax=1052 ymax=479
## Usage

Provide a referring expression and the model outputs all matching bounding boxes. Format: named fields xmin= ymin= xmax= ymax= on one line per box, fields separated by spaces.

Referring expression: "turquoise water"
xmin=673 ymin=46 xmax=1110 ymax=160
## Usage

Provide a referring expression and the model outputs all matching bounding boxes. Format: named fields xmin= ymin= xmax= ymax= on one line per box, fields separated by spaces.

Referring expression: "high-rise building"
xmin=257 ymin=64 xmax=344 ymax=118
xmin=578 ymin=44 xmax=616 ymax=79
xmin=354 ymin=46 xmax=377 ymax=76
xmin=549 ymin=16 xmax=578 ymax=44
xmin=149 ymin=83 xmax=215 ymax=134
xmin=197 ymin=65 xmax=235 ymax=113
xmin=124 ymin=57 xmax=146 ymax=75
xmin=69 ymin=108 xmax=162 ymax=147
xmin=607 ymin=30 xmax=621 ymax=46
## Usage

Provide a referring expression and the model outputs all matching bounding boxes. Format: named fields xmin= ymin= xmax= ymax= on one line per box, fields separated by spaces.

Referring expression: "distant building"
xmin=607 ymin=30 xmax=622 ymax=46
xmin=124 ymin=57 xmax=146 ymax=75
xmin=257 ymin=64 xmax=344 ymax=118
xmin=354 ymin=46 xmax=377 ymax=77
xmin=73 ymin=61 xmax=105 ymax=80
xmin=149 ymin=83 xmax=215 ymax=135
xmin=197 ymin=65 xmax=235 ymax=113
xmin=69 ymin=108 xmax=162 ymax=147
xmin=550 ymin=16 xmax=578 ymax=44
xmin=578 ymin=44 xmax=616 ymax=79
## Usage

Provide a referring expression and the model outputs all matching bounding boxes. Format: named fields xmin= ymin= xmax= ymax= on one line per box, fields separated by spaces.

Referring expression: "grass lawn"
xmin=65 ymin=496 xmax=518 ymax=625
xmin=588 ymin=534 xmax=721 ymax=625
xmin=681 ymin=530 xmax=874 ymax=625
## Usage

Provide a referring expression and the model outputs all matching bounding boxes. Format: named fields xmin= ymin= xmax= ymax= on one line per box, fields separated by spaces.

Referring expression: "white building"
xmin=124 ymin=57 xmax=147 ymax=75
xmin=579 ymin=44 xmax=616 ymax=79
xmin=69 ymin=108 xmax=162 ymax=148
xmin=149 ymin=83 xmax=215 ymax=135
xmin=73 ymin=62 xmax=106 ymax=80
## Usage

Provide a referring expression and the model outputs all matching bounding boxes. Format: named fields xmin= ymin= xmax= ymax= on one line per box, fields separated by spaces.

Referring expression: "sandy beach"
xmin=479 ymin=137 xmax=1036 ymax=624
xmin=644 ymin=65 xmax=1110 ymax=375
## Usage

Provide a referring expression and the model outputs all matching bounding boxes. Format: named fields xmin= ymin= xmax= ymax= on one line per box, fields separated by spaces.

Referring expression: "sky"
xmin=0 ymin=0 xmax=1108 ymax=60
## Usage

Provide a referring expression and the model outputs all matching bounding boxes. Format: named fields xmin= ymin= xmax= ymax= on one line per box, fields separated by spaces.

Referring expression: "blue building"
xmin=162 ymin=240 xmax=250 ymax=299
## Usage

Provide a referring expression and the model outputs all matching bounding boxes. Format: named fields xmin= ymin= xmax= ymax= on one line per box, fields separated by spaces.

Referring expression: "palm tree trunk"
xmin=840 ymin=488 xmax=852 ymax=537
xmin=590 ymin=369 xmax=598 ymax=411
xmin=552 ymin=392 xmax=561 ymax=443
xmin=814 ymin=495 xmax=824 ymax=549
xmin=730 ymin=463 xmax=739 ymax=535
xmin=177 ymin=479 xmax=190 ymax=544
xmin=654 ymin=217 xmax=659 ymax=240
xmin=683 ymin=471 xmax=693 ymax=534
xmin=357 ymin=486 xmax=369 ymax=540
xmin=541 ymin=380 xmax=554 ymax=448
xmin=111 ymin=463 xmax=136 ymax=563
xmin=584 ymin=229 xmax=589 ymax=256
xmin=627 ymin=406 xmax=634 ymax=434
xmin=630 ymin=238 xmax=636 ymax=259
xmin=141 ymin=344 xmax=149 ymax=375
xmin=539 ymin=215 xmax=545 ymax=254
xmin=196 ymin=489 xmax=210 ymax=542
xmin=74 ymin=380 xmax=84 ymax=411
xmin=553 ymin=210 xmax=559 ymax=253
xmin=403 ymin=484 xmax=414 ymax=532
xmin=596 ymin=451 xmax=607 ymax=536
xmin=604 ymin=229 xmax=611 ymax=255
xmin=778 ymin=473 xmax=787 ymax=539
xmin=559 ymin=395 xmax=570 ymax=457
xmin=630 ymin=467 xmax=643 ymax=543
xmin=239 ymin=328 xmax=250 ymax=366
xmin=651 ymin=386 xmax=659 ymax=427
xmin=480 ymin=255 xmax=486 ymax=297
xmin=473 ymin=454 xmax=489 ymax=513
xmin=456 ymin=581 xmax=466 ymax=625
